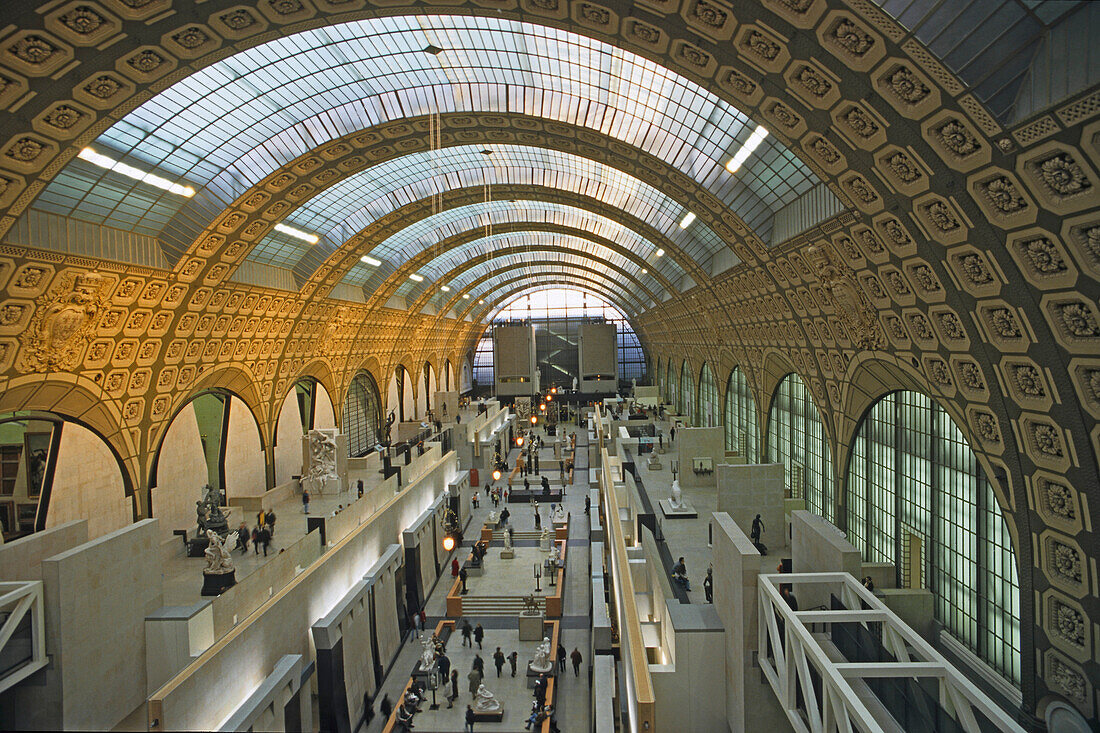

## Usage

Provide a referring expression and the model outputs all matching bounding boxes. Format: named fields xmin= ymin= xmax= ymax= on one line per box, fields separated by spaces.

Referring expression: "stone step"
xmin=490 ymin=530 xmax=542 ymax=540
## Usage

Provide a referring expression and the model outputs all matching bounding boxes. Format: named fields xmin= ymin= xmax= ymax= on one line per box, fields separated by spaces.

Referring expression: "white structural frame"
xmin=0 ymin=580 xmax=47 ymax=693
xmin=757 ymin=572 xmax=1024 ymax=733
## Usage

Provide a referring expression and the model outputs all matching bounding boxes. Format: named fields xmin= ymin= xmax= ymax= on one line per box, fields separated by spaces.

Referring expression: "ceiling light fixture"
xmin=273 ymin=223 xmax=320 ymax=244
xmin=360 ymin=255 xmax=382 ymax=266
xmin=726 ymin=125 xmax=769 ymax=173
xmin=641 ymin=268 xmax=648 ymax=274
xmin=441 ymin=285 xmax=451 ymax=292
xmin=462 ymin=293 xmax=470 ymax=299
xmin=655 ymin=248 xmax=665 ymax=257
xmin=679 ymin=212 xmax=696 ymax=229
xmin=479 ymin=299 xmax=485 ymax=304
xmin=78 ymin=147 xmax=196 ymax=197
xmin=409 ymin=273 xmax=425 ymax=282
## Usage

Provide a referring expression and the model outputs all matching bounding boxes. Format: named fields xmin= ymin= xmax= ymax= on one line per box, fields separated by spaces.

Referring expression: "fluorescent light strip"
xmin=78 ymin=147 xmax=195 ymax=197
xmin=360 ymin=255 xmax=382 ymax=266
xmin=655 ymin=248 xmax=665 ymax=257
xmin=679 ymin=212 xmax=696 ymax=229
xmin=725 ymin=125 xmax=770 ymax=173
xmin=462 ymin=293 xmax=470 ymax=299
xmin=273 ymin=223 xmax=319 ymax=244
xmin=441 ymin=285 xmax=451 ymax=292
xmin=409 ymin=273 xmax=425 ymax=282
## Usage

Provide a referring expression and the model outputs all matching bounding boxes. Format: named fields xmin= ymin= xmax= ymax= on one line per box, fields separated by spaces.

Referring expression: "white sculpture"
xmin=531 ymin=637 xmax=553 ymax=673
xmin=203 ymin=530 xmax=236 ymax=574
xmin=632 ymin=377 xmax=637 ymax=394
xmin=669 ymin=479 xmax=683 ymax=509
xmin=539 ymin=527 xmax=552 ymax=552
xmin=503 ymin=527 xmax=513 ymax=550
xmin=488 ymin=510 xmax=499 ymax=524
xmin=572 ymin=376 xmax=578 ymax=391
xmin=421 ymin=639 xmax=435 ymax=670
xmin=552 ymin=504 xmax=566 ymax=522
xmin=305 ymin=430 xmax=338 ymax=491
xmin=474 ymin=683 xmax=501 ymax=712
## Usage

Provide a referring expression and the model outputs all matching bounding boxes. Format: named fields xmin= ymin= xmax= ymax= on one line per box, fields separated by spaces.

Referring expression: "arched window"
xmin=724 ymin=367 xmax=759 ymax=462
xmin=846 ymin=391 xmax=1021 ymax=684
xmin=678 ymin=361 xmax=695 ymax=425
xmin=698 ymin=363 xmax=718 ymax=427
xmin=766 ymin=373 xmax=833 ymax=520
xmin=344 ymin=371 xmax=383 ymax=457
xmin=668 ymin=361 xmax=678 ymax=412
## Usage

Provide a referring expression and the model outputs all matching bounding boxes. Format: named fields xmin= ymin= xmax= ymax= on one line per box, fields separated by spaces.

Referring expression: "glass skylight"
xmin=35 ymin=15 xmax=832 ymax=265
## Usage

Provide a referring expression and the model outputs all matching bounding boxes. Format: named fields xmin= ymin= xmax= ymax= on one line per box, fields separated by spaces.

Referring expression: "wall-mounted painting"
xmin=24 ymin=432 xmax=51 ymax=500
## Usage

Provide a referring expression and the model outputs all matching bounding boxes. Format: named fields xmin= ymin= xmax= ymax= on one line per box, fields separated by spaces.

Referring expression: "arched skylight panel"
xmin=463 ymin=266 xmax=651 ymax=314
xmin=490 ymin=287 xmax=636 ymax=321
xmin=462 ymin=273 xmax=649 ymax=317
xmin=401 ymin=247 xmax=645 ymax=303
xmin=336 ymin=200 xmax=685 ymax=291
xmin=42 ymin=16 xmax=828 ymax=244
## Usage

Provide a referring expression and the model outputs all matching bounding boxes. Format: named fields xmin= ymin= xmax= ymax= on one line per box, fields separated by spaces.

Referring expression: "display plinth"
xmin=200 ymin=570 xmax=236 ymax=596
xmin=186 ymin=536 xmax=209 ymax=557
xmin=526 ymin=663 xmax=555 ymax=688
xmin=500 ymin=548 xmax=515 ymax=559
xmin=658 ymin=499 xmax=698 ymax=518
xmin=518 ymin=613 xmax=544 ymax=640
xmin=470 ymin=708 xmax=504 ymax=722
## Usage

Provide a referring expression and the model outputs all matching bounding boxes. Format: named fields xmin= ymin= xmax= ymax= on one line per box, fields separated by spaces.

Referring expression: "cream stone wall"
xmin=152 ymin=403 xmax=208 ymax=546
xmin=48 ymin=423 xmax=130 ymax=540
xmin=274 ymin=390 xmax=304 ymax=487
xmin=314 ymin=384 xmax=337 ymax=431
xmin=225 ymin=398 xmax=266 ymax=498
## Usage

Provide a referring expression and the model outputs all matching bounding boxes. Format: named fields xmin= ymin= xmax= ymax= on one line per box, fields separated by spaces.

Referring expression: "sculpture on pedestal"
xmin=539 ymin=527 xmax=552 ymax=552
xmin=531 ymin=637 xmax=554 ymax=673
xmin=305 ymin=430 xmax=338 ymax=492
xmin=552 ymin=504 xmax=565 ymax=522
xmin=504 ymin=527 xmax=514 ymax=550
xmin=521 ymin=594 xmax=539 ymax=615
xmin=203 ymin=529 xmax=236 ymax=574
xmin=669 ymin=479 xmax=683 ymax=509
xmin=474 ymin=683 xmax=501 ymax=712
xmin=196 ymin=483 xmax=230 ymax=537
xmin=488 ymin=510 xmax=499 ymax=525
xmin=421 ymin=639 xmax=436 ymax=670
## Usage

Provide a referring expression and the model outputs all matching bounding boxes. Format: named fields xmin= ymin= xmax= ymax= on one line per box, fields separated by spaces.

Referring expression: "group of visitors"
xmin=233 ymin=509 xmax=276 ymax=556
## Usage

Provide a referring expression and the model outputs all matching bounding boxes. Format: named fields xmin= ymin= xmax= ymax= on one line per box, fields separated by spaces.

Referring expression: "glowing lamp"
xmin=517 ymin=436 xmax=524 ymax=446
xmin=531 ymin=416 xmax=538 ymax=424
xmin=492 ymin=469 xmax=502 ymax=481
xmin=546 ymin=394 xmax=552 ymax=401
xmin=551 ymin=387 xmax=557 ymax=394
xmin=539 ymin=403 xmax=546 ymax=411
xmin=442 ymin=535 xmax=456 ymax=552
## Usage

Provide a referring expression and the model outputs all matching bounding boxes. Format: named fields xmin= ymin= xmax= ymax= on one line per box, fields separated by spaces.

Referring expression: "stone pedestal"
xmin=526 ymin=664 xmax=555 ymax=688
xmin=200 ymin=570 xmax=236 ymax=596
xmin=658 ymin=499 xmax=698 ymax=518
xmin=500 ymin=548 xmax=515 ymax=559
xmin=518 ymin=613 xmax=545 ymax=640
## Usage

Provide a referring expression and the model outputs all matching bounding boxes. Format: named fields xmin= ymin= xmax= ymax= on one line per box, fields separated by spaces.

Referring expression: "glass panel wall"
xmin=765 ymin=373 xmax=833 ymax=520
xmin=724 ymin=367 xmax=759 ymax=462
xmin=678 ymin=361 xmax=695 ymax=425
xmin=698 ymin=363 xmax=719 ymax=427
xmin=845 ymin=391 xmax=1021 ymax=685
xmin=344 ymin=371 xmax=383 ymax=457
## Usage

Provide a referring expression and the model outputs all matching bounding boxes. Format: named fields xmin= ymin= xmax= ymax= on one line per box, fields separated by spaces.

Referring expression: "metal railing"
xmin=0 ymin=581 xmax=47 ymax=694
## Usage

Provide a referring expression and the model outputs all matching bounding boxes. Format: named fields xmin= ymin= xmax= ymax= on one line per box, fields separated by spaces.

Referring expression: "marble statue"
xmin=539 ymin=527 xmax=552 ymax=552
xmin=196 ymin=484 xmax=230 ymax=536
xmin=632 ymin=377 xmax=637 ymax=394
xmin=552 ymin=504 xmax=566 ymax=522
xmin=669 ymin=479 xmax=683 ymax=509
xmin=203 ymin=529 xmax=236 ymax=574
xmin=572 ymin=376 xmax=578 ymax=391
xmin=488 ymin=509 xmax=499 ymax=525
xmin=531 ymin=637 xmax=554 ymax=673
xmin=474 ymin=683 xmax=501 ymax=712
xmin=305 ymin=430 xmax=338 ymax=491
xmin=504 ymin=527 xmax=513 ymax=550
xmin=421 ymin=638 xmax=435 ymax=670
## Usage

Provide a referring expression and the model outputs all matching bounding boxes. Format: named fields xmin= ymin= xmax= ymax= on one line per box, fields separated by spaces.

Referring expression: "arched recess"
xmin=0 ymin=411 xmax=130 ymax=543
xmin=443 ymin=359 xmax=454 ymax=392
xmin=845 ymin=390 xmax=1022 ymax=686
xmin=766 ymin=373 xmax=835 ymax=522
xmin=698 ymin=362 xmax=719 ymax=428
xmin=678 ymin=360 xmax=695 ymax=425
xmin=665 ymin=359 xmax=675 ymax=407
xmin=273 ymin=378 xmax=338 ymax=487
xmin=344 ymin=371 xmax=384 ymax=458
xmin=725 ymin=367 xmax=760 ymax=463
xmin=151 ymin=389 xmax=266 ymax=546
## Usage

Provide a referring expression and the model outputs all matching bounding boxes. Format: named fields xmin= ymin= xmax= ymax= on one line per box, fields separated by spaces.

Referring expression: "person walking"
xmin=670 ymin=425 xmax=676 ymax=443
xmin=557 ymin=643 xmax=566 ymax=673
xmin=461 ymin=619 xmax=473 ymax=647
xmin=419 ymin=607 xmax=427 ymax=634
xmin=452 ymin=556 xmax=460 ymax=578
xmin=467 ymin=667 xmax=482 ymax=696
xmin=474 ymin=623 xmax=484 ymax=650
xmin=236 ymin=521 xmax=249 ymax=553
xmin=379 ymin=693 xmax=392 ymax=721
xmin=251 ymin=525 xmax=261 ymax=553
xmin=301 ymin=488 xmax=310 ymax=514
xmin=437 ymin=651 xmax=451 ymax=679
xmin=500 ymin=507 xmax=510 ymax=527
xmin=447 ymin=669 xmax=459 ymax=708
xmin=460 ymin=566 xmax=468 ymax=594
xmin=267 ymin=510 xmax=276 ymax=537
xmin=472 ymin=654 xmax=484 ymax=675
xmin=258 ymin=524 xmax=271 ymax=556
xmin=570 ymin=647 xmax=582 ymax=677
xmin=410 ymin=611 xmax=421 ymax=639
xmin=704 ymin=566 xmax=714 ymax=603
xmin=493 ymin=647 xmax=505 ymax=677
xmin=584 ymin=494 xmax=590 ymax=516
xmin=465 ymin=704 xmax=476 ymax=733
xmin=507 ymin=650 xmax=518 ymax=677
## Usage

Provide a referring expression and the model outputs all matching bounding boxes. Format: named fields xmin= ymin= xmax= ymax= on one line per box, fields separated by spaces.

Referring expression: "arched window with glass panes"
xmin=678 ymin=360 xmax=695 ymax=425
xmin=766 ymin=373 xmax=834 ymax=520
xmin=698 ymin=362 xmax=718 ymax=427
xmin=724 ymin=367 xmax=759 ymax=462
xmin=344 ymin=371 xmax=383 ymax=457
xmin=846 ymin=390 xmax=1021 ymax=685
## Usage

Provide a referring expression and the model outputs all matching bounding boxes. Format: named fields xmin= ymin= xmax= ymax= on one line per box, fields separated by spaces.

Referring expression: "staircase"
xmin=459 ymin=595 xmax=546 ymax=616
xmin=491 ymin=530 xmax=542 ymax=542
